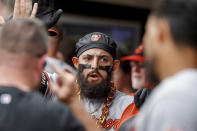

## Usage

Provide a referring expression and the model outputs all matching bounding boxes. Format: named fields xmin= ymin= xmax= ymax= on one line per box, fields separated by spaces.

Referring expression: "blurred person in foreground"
xmin=130 ymin=0 xmax=197 ymax=131
xmin=0 ymin=18 xmax=86 ymax=131
xmin=0 ymin=1 xmax=99 ymax=130
xmin=0 ymin=0 xmax=63 ymax=99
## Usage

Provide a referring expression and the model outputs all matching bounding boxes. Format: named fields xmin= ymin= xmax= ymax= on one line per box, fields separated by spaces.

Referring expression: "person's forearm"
xmin=48 ymin=36 xmax=59 ymax=58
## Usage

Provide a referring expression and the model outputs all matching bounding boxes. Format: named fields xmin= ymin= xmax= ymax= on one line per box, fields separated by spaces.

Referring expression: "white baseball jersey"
xmin=131 ymin=69 xmax=197 ymax=131
xmin=83 ymin=91 xmax=134 ymax=131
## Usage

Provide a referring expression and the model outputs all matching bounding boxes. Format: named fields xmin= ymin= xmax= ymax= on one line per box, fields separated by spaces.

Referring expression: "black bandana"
xmin=75 ymin=32 xmax=117 ymax=58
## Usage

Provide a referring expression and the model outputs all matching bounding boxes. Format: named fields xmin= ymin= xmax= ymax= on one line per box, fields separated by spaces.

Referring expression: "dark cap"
xmin=75 ymin=32 xmax=117 ymax=58
xmin=121 ymin=44 xmax=145 ymax=62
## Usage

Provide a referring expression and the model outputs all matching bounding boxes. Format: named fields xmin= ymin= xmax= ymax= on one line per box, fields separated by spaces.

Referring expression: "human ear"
xmin=113 ymin=60 xmax=120 ymax=71
xmin=72 ymin=57 xmax=79 ymax=69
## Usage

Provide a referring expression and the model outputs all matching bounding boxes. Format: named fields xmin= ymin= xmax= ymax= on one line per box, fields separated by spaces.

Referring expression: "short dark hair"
xmin=152 ymin=0 xmax=197 ymax=50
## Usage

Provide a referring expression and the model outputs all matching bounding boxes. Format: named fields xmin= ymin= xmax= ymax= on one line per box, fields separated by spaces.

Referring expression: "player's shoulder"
xmin=114 ymin=90 xmax=134 ymax=102
xmin=159 ymin=69 xmax=197 ymax=91
xmin=153 ymin=70 xmax=197 ymax=101
xmin=112 ymin=91 xmax=134 ymax=111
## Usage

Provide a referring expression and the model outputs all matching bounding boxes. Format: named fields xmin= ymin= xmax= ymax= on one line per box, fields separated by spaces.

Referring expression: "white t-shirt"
xmin=131 ymin=69 xmax=197 ymax=131
xmin=83 ymin=91 xmax=134 ymax=131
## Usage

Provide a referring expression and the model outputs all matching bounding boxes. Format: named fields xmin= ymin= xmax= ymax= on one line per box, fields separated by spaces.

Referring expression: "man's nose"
xmin=91 ymin=58 xmax=99 ymax=69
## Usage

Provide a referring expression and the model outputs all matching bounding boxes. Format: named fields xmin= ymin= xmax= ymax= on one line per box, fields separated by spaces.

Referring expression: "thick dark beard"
xmin=77 ymin=70 xmax=112 ymax=101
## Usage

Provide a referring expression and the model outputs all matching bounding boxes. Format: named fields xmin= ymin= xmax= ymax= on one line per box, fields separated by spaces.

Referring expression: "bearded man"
xmin=72 ymin=32 xmax=137 ymax=131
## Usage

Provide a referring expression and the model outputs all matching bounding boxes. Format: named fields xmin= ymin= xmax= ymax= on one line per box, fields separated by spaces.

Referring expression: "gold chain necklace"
xmin=95 ymin=81 xmax=116 ymax=128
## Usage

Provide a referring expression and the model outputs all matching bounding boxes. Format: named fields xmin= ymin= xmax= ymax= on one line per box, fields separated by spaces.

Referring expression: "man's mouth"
xmin=88 ymin=73 xmax=100 ymax=81
xmin=133 ymin=75 xmax=142 ymax=79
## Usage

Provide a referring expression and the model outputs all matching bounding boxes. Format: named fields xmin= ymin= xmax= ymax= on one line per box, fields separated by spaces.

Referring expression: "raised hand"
xmin=13 ymin=0 xmax=38 ymax=19
xmin=32 ymin=0 xmax=63 ymax=28
xmin=0 ymin=16 xmax=5 ymax=26
xmin=50 ymin=64 xmax=78 ymax=104
xmin=0 ymin=0 xmax=38 ymax=27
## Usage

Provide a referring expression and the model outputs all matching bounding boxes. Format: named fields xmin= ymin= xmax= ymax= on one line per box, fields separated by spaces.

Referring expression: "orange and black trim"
xmin=48 ymin=29 xmax=59 ymax=36
xmin=116 ymin=103 xmax=139 ymax=130
xmin=122 ymin=44 xmax=145 ymax=62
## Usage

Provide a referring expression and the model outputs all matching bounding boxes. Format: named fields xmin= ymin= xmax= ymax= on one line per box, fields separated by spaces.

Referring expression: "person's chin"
xmin=132 ymin=77 xmax=142 ymax=83
xmin=87 ymin=77 xmax=102 ymax=84
xmin=132 ymin=80 xmax=144 ymax=89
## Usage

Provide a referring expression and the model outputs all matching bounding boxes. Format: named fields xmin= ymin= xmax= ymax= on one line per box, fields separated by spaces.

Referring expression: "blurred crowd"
xmin=0 ymin=0 xmax=197 ymax=131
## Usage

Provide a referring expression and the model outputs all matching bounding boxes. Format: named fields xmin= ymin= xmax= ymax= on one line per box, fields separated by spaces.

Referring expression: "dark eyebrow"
xmin=99 ymin=55 xmax=109 ymax=58
xmin=82 ymin=54 xmax=93 ymax=57
xmin=82 ymin=54 xmax=109 ymax=58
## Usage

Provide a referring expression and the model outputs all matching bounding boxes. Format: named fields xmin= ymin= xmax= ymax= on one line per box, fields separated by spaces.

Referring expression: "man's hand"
xmin=32 ymin=0 xmax=63 ymax=28
xmin=0 ymin=0 xmax=37 ymax=26
xmin=13 ymin=0 xmax=38 ymax=19
xmin=36 ymin=8 xmax=63 ymax=29
xmin=50 ymin=64 xmax=78 ymax=104
xmin=0 ymin=16 xmax=5 ymax=26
